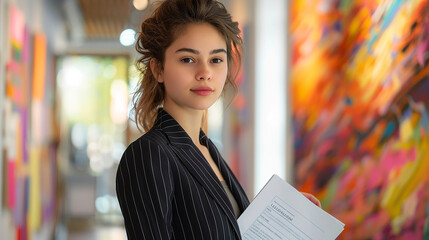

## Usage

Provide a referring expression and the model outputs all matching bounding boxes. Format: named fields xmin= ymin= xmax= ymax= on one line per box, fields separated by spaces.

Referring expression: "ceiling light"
xmin=119 ymin=28 xmax=136 ymax=46
xmin=133 ymin=0 xmax=148 ymax=10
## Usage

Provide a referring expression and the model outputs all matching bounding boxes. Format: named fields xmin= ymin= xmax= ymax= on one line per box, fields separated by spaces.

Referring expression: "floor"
xmin=68 ymin=225 xmax=127 ymax=240
xmin=54 ymin=218 xmax=127 ymax=240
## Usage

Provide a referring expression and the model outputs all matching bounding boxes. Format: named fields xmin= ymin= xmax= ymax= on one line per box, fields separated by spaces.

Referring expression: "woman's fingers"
xmin=301 ymin=192 xmax=322 ymax=208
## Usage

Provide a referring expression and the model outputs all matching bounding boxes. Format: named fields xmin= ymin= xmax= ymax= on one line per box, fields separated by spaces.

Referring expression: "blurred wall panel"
xmin=0 ymin=0 xmax=6 ymax=219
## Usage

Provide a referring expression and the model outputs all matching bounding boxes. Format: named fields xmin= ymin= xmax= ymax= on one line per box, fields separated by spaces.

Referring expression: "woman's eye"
xmin=211 ymin=58 xmax=223 ymax=63
xmin=181 ymin=58 xmax=194 ymax=63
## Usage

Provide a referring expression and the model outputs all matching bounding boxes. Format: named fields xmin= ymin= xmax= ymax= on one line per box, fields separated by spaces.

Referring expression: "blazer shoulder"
xmin=134 ymin=128 xmax=170 ymax=147
xmin=119 ymin=128 xmax=172 ymax=166
xmin=117 ymin=128 xmax=175 ymax=188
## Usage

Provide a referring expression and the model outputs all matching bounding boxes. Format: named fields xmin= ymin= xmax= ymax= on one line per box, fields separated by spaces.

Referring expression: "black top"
xmin=116 ymin=108 xmax=250 ymax=239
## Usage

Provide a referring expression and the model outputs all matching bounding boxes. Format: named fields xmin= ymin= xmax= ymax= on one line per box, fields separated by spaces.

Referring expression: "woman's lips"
xmin=191 ymin=87 xmax=213 ymax=96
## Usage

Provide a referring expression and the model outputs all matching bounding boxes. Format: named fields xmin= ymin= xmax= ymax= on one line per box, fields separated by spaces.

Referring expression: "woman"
xmin=116 ymin=0 xmax=320 ymax=239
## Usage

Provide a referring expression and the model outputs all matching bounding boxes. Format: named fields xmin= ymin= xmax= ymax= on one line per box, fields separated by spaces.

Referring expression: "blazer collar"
xmin=154 ymin=108 xmax=207 ymax=148
xmin=154 ymin=108 xmax=243 ymax=238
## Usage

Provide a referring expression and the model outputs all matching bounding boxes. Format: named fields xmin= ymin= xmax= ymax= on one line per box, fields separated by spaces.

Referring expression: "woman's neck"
xmin=163 ymin=106 xmax=204 ymax=146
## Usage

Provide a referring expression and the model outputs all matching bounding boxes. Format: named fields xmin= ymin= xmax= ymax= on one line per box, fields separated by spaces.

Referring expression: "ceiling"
xmin=57 ymin=0 xmax=153 ymax=54
xmin=62 ymin=0 xmax=151 ymax=43
xmin=65 ymin=0 xmax=233 ymax=41
xmin=77 ymin=0 xmax=132 ymax=40
xmin=58 ymin=0 xmax=233 ymax=54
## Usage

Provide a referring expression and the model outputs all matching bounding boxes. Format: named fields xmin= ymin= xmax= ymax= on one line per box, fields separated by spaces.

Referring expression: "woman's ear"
xmin=150 ymin=58 xmax=163 ymax=83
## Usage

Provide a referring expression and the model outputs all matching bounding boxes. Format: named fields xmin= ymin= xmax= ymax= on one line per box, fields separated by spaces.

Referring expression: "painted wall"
xmin=0 ymin=0 xmax=64 ymax=239
xmin=291 ymin=0 xmax=429 ymax=239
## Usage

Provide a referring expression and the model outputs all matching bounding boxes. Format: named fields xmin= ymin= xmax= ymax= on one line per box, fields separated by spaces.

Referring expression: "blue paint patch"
xmin=344 ymin=97 xmax=353 ymax=105
xmin=381 ymin=121 xmax=396 ymax=141
xmin=381 ymin=0 xmax=405 ymax=30
xmin=334 ymin=21 xmax=342 ymax=32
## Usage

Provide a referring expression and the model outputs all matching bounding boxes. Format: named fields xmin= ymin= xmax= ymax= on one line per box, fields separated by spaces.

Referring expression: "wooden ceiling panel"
xmin=77 ymin=0 xmax=132 ymax=40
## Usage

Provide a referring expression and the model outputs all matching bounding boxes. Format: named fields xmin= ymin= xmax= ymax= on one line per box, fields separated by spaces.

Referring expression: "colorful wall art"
xmin=291 ymin=0 xmax=429 ymax=239
xmin=3 ymin=5 xmax=58 ymax=240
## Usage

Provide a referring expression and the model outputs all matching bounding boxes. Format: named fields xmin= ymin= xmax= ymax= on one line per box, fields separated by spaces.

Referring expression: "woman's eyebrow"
xmin=210 ymin=49 xmax=227 ymax=54
xmin=176 ymin=48 xmax=198 ymax=54
xmin=175 ymin=48 xmax=227 ymax=54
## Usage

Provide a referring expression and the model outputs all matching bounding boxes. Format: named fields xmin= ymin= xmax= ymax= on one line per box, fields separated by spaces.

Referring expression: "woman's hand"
xmin=301 ymin=192 xmax=322 ymax=208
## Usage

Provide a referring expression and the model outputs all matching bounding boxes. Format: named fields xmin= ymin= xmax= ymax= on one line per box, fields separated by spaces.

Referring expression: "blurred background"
xmin=1 ymin=0 xmax=429 ymax=239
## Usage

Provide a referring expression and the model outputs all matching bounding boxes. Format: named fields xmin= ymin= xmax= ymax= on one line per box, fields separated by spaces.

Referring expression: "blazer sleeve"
xmin=116 ymin=138 xmax=174 ymax=240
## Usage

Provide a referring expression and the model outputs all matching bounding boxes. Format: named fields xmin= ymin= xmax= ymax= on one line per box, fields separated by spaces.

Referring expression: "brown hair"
xmin=133 ymin=0 xmax=243 ymax=132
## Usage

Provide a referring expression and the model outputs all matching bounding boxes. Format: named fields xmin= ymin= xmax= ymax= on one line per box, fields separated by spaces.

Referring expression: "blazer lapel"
xmin=154 ymin=109 xmax=242 ymax=238
xmin=203 ymin=136 xmax=250 ymax=213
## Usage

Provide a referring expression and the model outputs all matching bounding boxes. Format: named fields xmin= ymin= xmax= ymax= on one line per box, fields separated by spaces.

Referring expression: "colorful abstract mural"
xmin=291 ymin=0 xmax=429 ymax=239
xmin=3 ymin=5 xmax=58 ymax=240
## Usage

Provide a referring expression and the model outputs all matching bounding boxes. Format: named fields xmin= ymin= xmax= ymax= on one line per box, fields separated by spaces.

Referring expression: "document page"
xmin=238 ymin=175 xmax=344 ymax=240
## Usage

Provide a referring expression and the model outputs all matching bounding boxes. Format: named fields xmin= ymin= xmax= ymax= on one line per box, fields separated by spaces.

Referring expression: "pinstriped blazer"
xmin=116 ymin=109 xmax=250 ymax=240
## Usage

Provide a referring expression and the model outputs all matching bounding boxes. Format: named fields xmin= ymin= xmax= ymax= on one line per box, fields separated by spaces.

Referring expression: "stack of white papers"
xmin=238 ymin=175 xmax=345 ymax=240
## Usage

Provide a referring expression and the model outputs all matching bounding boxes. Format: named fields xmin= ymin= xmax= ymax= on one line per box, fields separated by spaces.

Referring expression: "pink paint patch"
xmin=10 ymin=5 xmax=25 ymax=45
xmin=364 ymin=212 xmax=390 ymax=238
xmin=317 ymin=139 xmax=335 ymax=157
xmin=6 ymin=60 xmax=20 ymax=72
xmin=368 ymin=166 xmax=384 ymax=191
xmin=416 ymin=34 xmax=429 ymax=67
xmin=401 ymin=231 xmax=421 ymax=240
xmin=379 ymin=146 xmax=415 ymax=174
xmin=7 ymin=161 xmax=15 ymax=209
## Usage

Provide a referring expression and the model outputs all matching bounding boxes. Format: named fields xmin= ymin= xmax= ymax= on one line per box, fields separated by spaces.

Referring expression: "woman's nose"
xmin=196 ymin=63 xmax=212 ymax=81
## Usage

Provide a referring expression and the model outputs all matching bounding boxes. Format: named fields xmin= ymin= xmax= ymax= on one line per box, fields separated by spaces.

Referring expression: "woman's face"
xmin=156 ymin=23 xmax=228 ymax=114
